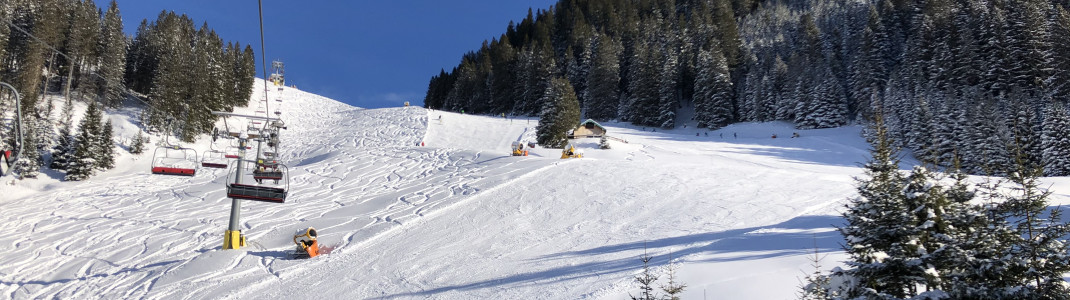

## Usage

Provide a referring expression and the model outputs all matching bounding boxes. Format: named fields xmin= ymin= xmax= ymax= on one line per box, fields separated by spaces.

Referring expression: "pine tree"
xmin=655 ymin=43 xmax=680 ymax=129
xmin=694 ymin=47 xmax=733 ymax=129
xmin=585 ymin=34 xmax=620 ymax=121
xmin=629 ymin=248 xmax=660 ymax=300
xmin=65 ymin=102 xmax=102 ymax=181
xmin=839 ymin=114 xmax=915 ymax=298
xmin=1049 ymin=6 xmax=1070 ymax=103
xmin=995 ymin=144 xmax=1070 ymax=297
xmin=96 ymin=119 xmax=115 ymax=170
xmin=1042 ymin=101 xmax=1070 ymax=176
xmin=68 ymin=0 xmax=103 ymax=98
xmin=98 ymin=0 xmax=126 ymax=107
xmin=536 ymin=77 xmax=580 ymax=148
xmin=660 ymin=252 xmax=686 ymax=300
xmin=129 ymin=130 xmax=145 ymax=155
xmin=49 ymin=112 xmax=74 ymax=170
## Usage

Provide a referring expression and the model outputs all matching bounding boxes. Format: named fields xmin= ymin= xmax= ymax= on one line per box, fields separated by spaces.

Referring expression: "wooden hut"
xmin=570 ymin=119 xmax=607 ymax=138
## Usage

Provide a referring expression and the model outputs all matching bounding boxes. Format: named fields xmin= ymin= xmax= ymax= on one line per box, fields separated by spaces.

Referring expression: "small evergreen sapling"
xmin=130 ymin=130 xmax=145 ymax=154
xmin=630 ymin=247 xmax=660 ymax=300
xmin=660 ymin=251 xmax=686 ymax=300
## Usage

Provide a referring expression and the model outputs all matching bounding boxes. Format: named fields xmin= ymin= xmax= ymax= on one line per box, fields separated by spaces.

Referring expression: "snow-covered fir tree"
xmin=839 ymin=115 xmax=916 ymax=298
xmin=50 ymin=123 xmax=74 ymax=170
xmin=584 ymin=34 xmax=620 ymax=121
xmin=96 ymin=119 xmax=115 ymax=170
xmin=98 ymin=0 xmax=126 ymax=107
xmin=1041 ymin=102 xmax=1070 ymax=176
xmin=129 ymin=130 xmax=146 ymax=155
xmin=992 ymin=151 xmax=1070 ymax=297
xmin=50 ymin=100 xmax=75 ymax=170
xmin=536 ymin=77 xmax=580 ymax=148
xmin=65 ymin=103 xmax=102 ymax=181
xmin=694 ymin=47 xmax=733 ymax=129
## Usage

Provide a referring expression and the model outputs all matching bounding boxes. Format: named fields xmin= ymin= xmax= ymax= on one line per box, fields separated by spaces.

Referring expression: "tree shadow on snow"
xmin=0 ymin=259 xmax=182 ymax=287
xmin=379 ymin=214 xmax=843 ymax=298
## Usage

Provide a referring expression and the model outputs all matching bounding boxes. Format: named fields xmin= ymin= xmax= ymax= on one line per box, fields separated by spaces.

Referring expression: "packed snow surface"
xmin=4 ymin=83 xmax=1070 ymax=299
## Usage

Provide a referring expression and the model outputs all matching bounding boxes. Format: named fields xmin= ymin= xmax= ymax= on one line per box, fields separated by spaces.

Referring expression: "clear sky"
xmin=113 ymin=1 xmax=559 ymax=109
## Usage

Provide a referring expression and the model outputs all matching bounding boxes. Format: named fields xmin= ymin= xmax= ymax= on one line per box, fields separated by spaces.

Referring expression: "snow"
xmin=3 ymin=80 xmax=1070 ymax=299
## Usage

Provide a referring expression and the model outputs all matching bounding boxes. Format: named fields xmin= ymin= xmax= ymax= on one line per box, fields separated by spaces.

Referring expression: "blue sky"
xmin=114 ymin=1 xmax=559 ymax=109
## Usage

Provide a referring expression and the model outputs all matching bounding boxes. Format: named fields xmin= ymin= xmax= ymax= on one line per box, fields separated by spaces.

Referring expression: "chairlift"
xmin=200 ymin=150 xmax=229 ymax=169
xmin=152 ymin=146 xmax=198 ymax=176
xmin=253 ymin=162 xmax=284 ymax=183
xmin=274 ymin=110 xmax=281 ymax=116
xmin=226 ymin=160 xmax=289 ymax=203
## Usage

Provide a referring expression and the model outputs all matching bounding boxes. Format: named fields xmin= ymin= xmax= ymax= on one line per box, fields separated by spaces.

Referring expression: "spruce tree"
xmin=1049 ymin=6 xmax=1070 ymax=103
xmin=694 ymin=47 xmax=733 ymax=129
xmin=129 ymin=130 xmax=145 ymax=155
xmin=50 ymin=119 xmax=74 ymax=170
xmin=995 ymin=146 xmax=1070 ymax=297
xmin=585 ymin=34 xmax=620 ymax=121
xmin=1041 ymin=102 xmax=1070 ymax=176
xmin=66 ymin=103 xmax=102 ymax=181
xmin=96 ymin=119 xmax=115 ymax=170
xmin=839 ymin=114 xmax=915 ymax=298
xmin=98 ymin=0 xmax=126 ymax=107
xmin=536 ymin=77 xmax=580 ymax=148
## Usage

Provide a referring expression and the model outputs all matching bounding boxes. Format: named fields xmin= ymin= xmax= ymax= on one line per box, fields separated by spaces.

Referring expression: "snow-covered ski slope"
xmin=4 ymin=83 xmax=1070 ymax=299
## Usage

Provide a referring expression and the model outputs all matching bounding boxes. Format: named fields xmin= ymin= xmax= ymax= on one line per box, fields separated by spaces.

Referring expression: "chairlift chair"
xmin=226 ymin=160 xmax=289 ymax=203
xmin=152 ymin=146 xmax=198 ymax=176
xmin=200 ymin=150 xmax=229 ymax=169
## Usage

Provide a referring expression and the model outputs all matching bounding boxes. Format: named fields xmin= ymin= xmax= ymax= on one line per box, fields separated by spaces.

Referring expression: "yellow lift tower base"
xmin=223 ymin=230 xmax=246 ymax=249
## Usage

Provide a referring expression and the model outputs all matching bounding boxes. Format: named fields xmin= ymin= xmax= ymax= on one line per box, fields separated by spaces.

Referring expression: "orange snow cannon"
xmin=293 ymin=227 xmax=320 ymax=259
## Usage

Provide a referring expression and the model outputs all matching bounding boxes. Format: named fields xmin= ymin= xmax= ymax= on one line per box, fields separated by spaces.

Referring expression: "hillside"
xmin=3 ymin=84 xmax=1070 ymax=299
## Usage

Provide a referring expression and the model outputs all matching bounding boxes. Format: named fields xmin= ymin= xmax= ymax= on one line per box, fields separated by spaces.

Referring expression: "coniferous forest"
xmin=425 ymin=0 xmax=1070 ymax=176
xmin=0 ymin=0 xmax=255 ymax=180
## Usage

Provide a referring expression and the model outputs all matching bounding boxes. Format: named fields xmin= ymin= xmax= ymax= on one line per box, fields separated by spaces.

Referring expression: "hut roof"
xmin=578 ymin=119 xmax=607 ymax=133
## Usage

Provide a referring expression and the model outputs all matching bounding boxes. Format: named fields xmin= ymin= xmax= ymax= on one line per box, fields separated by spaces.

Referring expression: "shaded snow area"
xmin=5 ymin=82 xmax=1070 ymax=299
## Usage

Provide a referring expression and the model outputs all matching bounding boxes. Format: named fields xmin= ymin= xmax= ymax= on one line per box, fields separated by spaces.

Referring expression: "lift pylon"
xmin=0 ymin=82 xmax=23 ymax=177
xmin=212 ymin=110 xmax=288 ymax=250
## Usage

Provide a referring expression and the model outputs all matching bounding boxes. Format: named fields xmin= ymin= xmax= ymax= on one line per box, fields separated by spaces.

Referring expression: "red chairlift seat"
xmin=152 ymin=166 xmax=195 ymax=176
xmin=201 ymin=150 xmax=229 ymax=169
xmin=202 ymin=162 xmax=228 ymax=169
xmin=227 ymin=160 xmax=289 ymax=203
xmin=152 ymin=146 xmax=198 ymax=176
xmin=227 ymin=183 xmax=287 ymax=203
xmin=253 ymin=170 xmax=284 ymax=183
xmin=225 ymin=154 xmax=241 ymax=159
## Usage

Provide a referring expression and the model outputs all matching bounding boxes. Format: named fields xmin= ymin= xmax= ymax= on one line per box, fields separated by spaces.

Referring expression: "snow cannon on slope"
xmin=511 ymin=141 xmax=529 ymax=156
xmin=293 ymin=227 xmax=320 ymax=259
xmin=561 ymin=143 xmax=583 ymax=159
